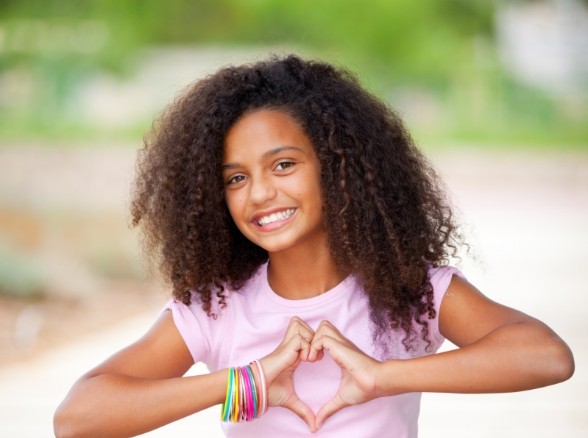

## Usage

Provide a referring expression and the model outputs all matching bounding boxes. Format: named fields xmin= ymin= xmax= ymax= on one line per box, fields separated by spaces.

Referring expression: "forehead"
xmin=223 ymin=109 xmax=315 ymax=161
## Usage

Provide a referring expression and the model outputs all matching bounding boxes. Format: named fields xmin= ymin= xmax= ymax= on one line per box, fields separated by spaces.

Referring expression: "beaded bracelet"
xmin=221 ymin=361 xmax=267 ymax=422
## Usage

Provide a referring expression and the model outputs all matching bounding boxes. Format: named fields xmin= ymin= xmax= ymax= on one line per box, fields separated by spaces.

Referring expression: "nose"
xmin=249 ymin=173 xmax=277 ymax=205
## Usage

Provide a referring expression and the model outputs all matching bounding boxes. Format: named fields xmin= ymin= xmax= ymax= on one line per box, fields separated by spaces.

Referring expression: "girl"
xmin=54 ymin=55 xmax=574 ymax=437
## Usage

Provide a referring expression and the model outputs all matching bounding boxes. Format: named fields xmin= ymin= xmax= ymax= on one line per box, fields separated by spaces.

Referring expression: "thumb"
xmin=285 ymin=397 xmax=317 ymax=432
xmin=315 ymin=396 xmax=348 ymax=430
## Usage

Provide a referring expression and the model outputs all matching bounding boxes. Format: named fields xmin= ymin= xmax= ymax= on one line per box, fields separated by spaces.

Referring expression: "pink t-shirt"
xmin=165 ymin=263 xmax=462 ymax=437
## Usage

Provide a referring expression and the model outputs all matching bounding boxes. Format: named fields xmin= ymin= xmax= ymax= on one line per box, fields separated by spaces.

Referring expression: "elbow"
xmin=53 ymin=408 xmax=75 ymax=438
xmin=54 ymin=404 xmax=80 ymax=438
xmin=554 ymin=344 xmax=575 ymax=383
xmin=54 ymin=401 xmax=91 ymax=438
xmin=544 ymin=337 xmax=575 ymax=385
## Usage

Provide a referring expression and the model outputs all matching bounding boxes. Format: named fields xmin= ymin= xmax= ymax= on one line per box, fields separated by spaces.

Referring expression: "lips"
xmin=254 ymin=208 xmax=296 ymax=227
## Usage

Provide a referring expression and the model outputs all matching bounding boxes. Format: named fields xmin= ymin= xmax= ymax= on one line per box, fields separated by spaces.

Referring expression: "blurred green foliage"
xmin=0 ymin=0 xmax=586 ymax=147
xmin=0 ymin=0 xmax=495 ymax=83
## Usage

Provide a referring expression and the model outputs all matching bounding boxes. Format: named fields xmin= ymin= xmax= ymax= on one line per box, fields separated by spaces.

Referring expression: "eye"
xmin=274 ymin=161 xmax=295 ymax=171
xmin=226 ymin=174 xmax=246 ymax=185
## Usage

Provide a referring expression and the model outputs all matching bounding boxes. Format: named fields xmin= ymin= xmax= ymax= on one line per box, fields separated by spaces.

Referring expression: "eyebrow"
xmin=222 ymin=145 xmax=305 ymax=170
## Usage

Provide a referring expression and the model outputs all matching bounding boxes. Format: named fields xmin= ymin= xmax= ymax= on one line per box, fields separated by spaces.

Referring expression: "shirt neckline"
xmin=259 ymin=262 xmax=356 ymax=308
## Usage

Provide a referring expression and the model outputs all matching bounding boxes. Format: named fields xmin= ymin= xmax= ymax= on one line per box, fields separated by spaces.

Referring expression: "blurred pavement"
xmin=0 ymin=148 xmax=587 ymax=437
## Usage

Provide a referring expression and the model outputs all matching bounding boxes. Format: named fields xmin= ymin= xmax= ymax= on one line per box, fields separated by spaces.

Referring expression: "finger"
xmin=284 ymin=316 xmax=315 ymax=344
xmin=285 ymin=397 xmax=317 ymax=433
xmin=293 ymin=316 xmax=315 ymax=334
xmin=262 ymin=335 xmax=311 ymax=380
xmin=310 ymin=334 xmax=355 ymax=368
xmin=295 ymin=333 xmax=313 ymax=362
xmin=293 ymin=321 xmax=315 ymax=361
xmin=313 ymin=336 xmax=381 ymax=399
xmin=307 ymin=328 xmax=337 ymax=362
xmin=315 ymin=321 xmax=362 ymax=356
xmin=307 ymin=337 xmax=323 ymax=362
xmin=286 ymin=316 xmax=314 ymax=334
xmin=315 ymin=320 xmax=346 ymax=341
xmin=281 ymin=333 xmax=311 ymax=363
xmin=311 ymin=349 xmax=324 ymax=362
xmin=308 ymin=330 xmax=340 ymax=362
xmin=315 ymin=396 xmax=348 ymax=430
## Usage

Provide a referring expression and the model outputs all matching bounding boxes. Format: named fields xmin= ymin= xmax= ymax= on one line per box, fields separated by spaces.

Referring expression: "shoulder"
xmin=163 ymin=265 xmax=267 ymax=361
xmin=427 ymin=265 xmax=465 ymax=312
xmin=438 ymin=273 xmax=532 ymax=347
xmin=428 ymin=265 xmax=465 ymax=288
xmin=410 ymin=265 xmax=465 ymax=353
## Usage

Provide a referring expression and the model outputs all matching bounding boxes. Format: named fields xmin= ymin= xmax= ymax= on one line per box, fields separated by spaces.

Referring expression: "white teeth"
xmin=257 ymin=209 xmax=295 ymax=226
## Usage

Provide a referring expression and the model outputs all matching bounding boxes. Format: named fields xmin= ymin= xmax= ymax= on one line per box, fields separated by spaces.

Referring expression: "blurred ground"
xmin=0 ymin=145 xmax=587 ymax=437
xmin=0 ymin=145 xmax=164 ymax=366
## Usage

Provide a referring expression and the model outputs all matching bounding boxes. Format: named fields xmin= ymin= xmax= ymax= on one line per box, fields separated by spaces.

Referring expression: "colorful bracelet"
xmin=253 ymin=359 xmax=267 ymax=415
xmin=221 ymin=361 xmax=267 ymax=422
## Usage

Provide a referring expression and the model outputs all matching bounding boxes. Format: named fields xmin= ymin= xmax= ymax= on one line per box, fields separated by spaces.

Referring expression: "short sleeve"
xmin=163 ymin=298 xmax=214 ymax=364
xmin=427 ymin=265 xmax=466 ymax=349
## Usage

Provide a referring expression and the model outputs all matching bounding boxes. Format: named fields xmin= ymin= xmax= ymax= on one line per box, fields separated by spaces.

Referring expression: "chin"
xmin=256 ymin=241 xmax=294 ymax=254
xmin=252 ymin=234 xmax=300 ymax=254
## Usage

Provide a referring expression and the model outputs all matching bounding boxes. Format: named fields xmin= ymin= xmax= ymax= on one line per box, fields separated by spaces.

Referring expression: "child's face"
xmin=222 ymin=109 xmax=325 ymax=255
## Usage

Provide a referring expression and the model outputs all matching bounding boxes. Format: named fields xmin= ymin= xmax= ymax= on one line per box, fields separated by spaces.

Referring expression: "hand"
xmin=259 ymin=316 xmax=317 ymax=431
xmin=308 ymin=320 xmax=382 ymax=429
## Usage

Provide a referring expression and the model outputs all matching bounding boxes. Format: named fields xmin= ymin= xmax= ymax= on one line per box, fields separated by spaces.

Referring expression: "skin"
xmin=54 ymin=109 xmax=574 ymax=437
xmin=222 ymin=110 xmax=344 ymax=299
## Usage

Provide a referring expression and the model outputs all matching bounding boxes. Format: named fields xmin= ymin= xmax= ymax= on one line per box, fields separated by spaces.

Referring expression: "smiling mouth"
xmin=256 ymin=208 xmax=296 ymax=227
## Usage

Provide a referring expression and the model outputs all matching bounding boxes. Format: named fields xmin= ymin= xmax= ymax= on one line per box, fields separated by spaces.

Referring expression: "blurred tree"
xmin=0 ymin=0 xmax=585 ymax=145
xmin=0 ymin=0 xmax=496 ymax=84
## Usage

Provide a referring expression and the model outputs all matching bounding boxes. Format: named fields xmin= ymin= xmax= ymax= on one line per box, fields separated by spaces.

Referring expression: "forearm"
xmin=54 ymin=370 xmax=226 ymax=438
xmin=378 ymin=321 xmax=574 ymax=395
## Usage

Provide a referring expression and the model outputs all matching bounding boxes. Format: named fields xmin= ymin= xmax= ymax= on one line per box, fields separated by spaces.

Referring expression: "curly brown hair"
xmin=131 ymin=54 xmax=462 ymax=351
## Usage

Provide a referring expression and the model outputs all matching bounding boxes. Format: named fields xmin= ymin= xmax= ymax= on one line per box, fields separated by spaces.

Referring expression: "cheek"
xmin=308 ymin=178 xmax=323 ymax=205
xmin=224 ymin=193 xmax=242 ymax=221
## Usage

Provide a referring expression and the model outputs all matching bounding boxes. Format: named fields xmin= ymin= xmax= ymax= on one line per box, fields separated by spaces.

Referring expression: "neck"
xmin=267 ymin=243 xmax=348 ymax=300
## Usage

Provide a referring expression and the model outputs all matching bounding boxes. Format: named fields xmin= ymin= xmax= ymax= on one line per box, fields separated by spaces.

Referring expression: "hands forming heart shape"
xmin=257 ymin=317 xmax=382 ymax=432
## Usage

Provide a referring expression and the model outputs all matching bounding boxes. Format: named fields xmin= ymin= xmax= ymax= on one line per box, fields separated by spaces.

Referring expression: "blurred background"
xmin=0 ymin=0 xmax=587 ymax=436
xmin=1 ymin=0 xmax=587 ymax=144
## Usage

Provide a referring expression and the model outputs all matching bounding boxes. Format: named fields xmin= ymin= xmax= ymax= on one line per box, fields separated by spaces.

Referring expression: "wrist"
xmin=251 ymin=360 xmax=268 ymax=414
xmin=220 ymin=361 xmax=267 ymax=423
xmin=376 ymin=359 xmax=405 ymax=397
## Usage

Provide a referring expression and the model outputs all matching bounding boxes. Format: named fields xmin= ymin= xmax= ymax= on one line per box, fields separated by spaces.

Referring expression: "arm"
xmin=53 ymin=311 xmax=226 ymax=438
xmin=309 ymin=275 xmax=574 ymax=428
xmin=382 ymin=275 xmax=575 ymax=394
xmin=55 ymin=312 xmax=320 ymax=436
